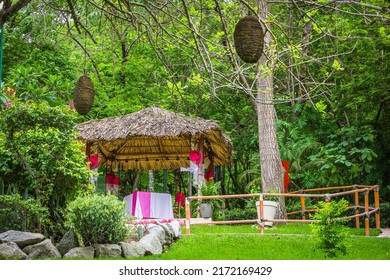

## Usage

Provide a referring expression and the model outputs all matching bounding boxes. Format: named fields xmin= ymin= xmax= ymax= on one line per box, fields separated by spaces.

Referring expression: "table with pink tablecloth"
xmin=123 ymin=191 xmax=174 ymax=219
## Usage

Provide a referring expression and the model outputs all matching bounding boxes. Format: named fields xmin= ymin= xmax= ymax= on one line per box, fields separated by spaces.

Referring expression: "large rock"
xmin=0 ymin=241 xmax=28 ymax=260
xmin=29 ymin=239 xmax=61 ymax=259
xmin=22 ymin=245 xmax=33 ymax=255
xmin=138 ymin=234 xmax=162 ymax=255
xmin=0 ymin=230 xmax=45 ymax=248
xmin=147 ymin=224 xmax=166 ymax=245
xmin=56 ymin=228 xmax=79 ymax=256
xmin=94 ymin=244 xmax=122 ymax=258
xmin=63 ymin=246 xmax=95 ymax=259
xmin=158 ymin=222 xmax=175 ymax=245
xmin=120 ymin=242 xmax=147 ymax=258
xmin=168 ymin=221 xmax=182 ymax=239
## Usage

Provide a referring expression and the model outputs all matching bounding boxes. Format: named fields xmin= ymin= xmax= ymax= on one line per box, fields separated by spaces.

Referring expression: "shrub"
xmin=224 ymin=205 xmax=258 ymax=221
xmin=65 ymin=194 xmax=130 ymax=245
xmin=310 ymin=199 xmax=350 ymax=258
xmin=0 ymin=194 xmax=51 ymax=233
xmin=380 ymin=202 xmax=390 ymax=228
xmin=192 ymin=181 xmax=224 ymax=221
xmin=0 ymin=101 xmax=93 ymax=239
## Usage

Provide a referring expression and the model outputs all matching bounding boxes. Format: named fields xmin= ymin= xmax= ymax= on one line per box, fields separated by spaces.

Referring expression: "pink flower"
xmin=3 ymin=101 xmax=12 ymax=108
xmin=66 ymin=100 xmax=75 ymax=110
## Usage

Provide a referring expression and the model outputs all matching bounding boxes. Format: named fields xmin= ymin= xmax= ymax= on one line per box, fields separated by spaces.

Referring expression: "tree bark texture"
xmin=256 ymin=0 xmax=286 ymax=218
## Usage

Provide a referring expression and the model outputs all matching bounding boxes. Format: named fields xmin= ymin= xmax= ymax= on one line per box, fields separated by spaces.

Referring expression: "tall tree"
xmin=256 ymin=0 xmax=285 ymax=216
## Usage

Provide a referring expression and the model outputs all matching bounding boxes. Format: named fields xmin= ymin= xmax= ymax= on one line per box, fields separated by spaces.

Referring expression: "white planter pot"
xmin=199 ymin=203 xmax=213 ymax=219
xmin=256 ymin=200 xmax=278 ymax=226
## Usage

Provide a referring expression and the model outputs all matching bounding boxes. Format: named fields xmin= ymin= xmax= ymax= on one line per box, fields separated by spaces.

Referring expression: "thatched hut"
xmin=75 ymin=106 xmax=233 ymax=171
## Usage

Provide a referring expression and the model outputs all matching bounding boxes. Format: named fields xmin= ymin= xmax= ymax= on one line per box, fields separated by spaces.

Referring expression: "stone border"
xmin=0 ymin=221 xmax=182 ymax=259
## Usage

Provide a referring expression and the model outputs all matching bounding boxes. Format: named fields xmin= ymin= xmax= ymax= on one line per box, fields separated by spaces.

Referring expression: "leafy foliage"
xmin=0 ymin=194 xmax=51 ymax=233
xmin=0 ymin=101 xmax=93 ymax=237
xmin=65 ymin=194 xmax=131 ymax=245
xmin=224 ymin=205 xmax=258 ymax=221
xmin=379 ymin=201 xmax=390 ymax=228
xmin=192 ymin=181 xmax=224 ymax=220
xmin=310 ymin=199 xmax=350 ymax=258
xmin=307 ymin=126 xmax=378 ymax=187
xmin=5 ymin=65 xmax=74 ymax=106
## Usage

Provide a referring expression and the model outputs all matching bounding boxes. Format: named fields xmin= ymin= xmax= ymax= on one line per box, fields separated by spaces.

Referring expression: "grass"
xmin=128 ymin=223 xmax=390 ymax=260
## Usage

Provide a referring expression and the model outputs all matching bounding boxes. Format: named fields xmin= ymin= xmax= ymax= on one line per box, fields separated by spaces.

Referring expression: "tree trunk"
xmin=257 ymin=0 xmax=286 ymax=219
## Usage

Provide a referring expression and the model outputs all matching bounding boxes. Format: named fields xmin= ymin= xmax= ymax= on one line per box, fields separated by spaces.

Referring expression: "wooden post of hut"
xmin=197 ymin=135 xmax=205 ymax=194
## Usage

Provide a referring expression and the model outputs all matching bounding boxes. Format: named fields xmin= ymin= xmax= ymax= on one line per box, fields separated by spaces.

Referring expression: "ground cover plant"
xmin=129 ymin=224 xmax=389 ymax=260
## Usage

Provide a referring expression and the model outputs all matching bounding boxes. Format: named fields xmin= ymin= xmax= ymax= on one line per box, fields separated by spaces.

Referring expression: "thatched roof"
xmin=75 ymin=106 xmax=233 ymax=170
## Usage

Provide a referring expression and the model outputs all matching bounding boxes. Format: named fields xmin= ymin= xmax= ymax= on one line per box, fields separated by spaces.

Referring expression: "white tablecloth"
xmin=124 ymin=191 xmax=174 ymax=219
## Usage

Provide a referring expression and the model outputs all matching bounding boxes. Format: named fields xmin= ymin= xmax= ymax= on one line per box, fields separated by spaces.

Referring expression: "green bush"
xmin=65 ymin=194 xmax=130 ymax=245
xmin=224 ymin=205 xmax=258 ymax=221
xmin=380 ymin=202 xmax=390 ymax=228
xmin=310 ymin=199 xmax=350 ymax=258
xmin=0 ymin=101 xmax=93 ymax=239
xmin=0 ymin=194 xmax=51 ymax=233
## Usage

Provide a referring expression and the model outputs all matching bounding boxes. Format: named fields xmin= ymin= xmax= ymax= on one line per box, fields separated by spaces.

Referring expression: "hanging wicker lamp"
xmin=233 ymin=15 xmax=265 ymax=63
xmin=73 ymin=74 xmax=94 ymax=115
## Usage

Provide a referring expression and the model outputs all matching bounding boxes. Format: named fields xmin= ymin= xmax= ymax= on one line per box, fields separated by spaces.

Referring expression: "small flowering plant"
xmin=3 ymin=100 xmax=12 ymax=108
xmin=65 ymin=100 xmax=75 ymax=110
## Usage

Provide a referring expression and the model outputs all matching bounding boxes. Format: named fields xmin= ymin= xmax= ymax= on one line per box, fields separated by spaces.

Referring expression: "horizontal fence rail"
xmin=184 ymin=185 xmax=380 ymax=236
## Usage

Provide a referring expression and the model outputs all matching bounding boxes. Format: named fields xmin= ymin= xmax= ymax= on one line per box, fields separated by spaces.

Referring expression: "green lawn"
xmin=130 ymin=223 xmax=390 ymax=260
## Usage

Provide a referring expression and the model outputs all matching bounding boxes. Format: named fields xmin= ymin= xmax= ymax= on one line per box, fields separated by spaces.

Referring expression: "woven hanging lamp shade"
xmin=233 ymin=15 xmax=265 ymax=63
xmin=73 ymin=74 xmax=94 ymax=115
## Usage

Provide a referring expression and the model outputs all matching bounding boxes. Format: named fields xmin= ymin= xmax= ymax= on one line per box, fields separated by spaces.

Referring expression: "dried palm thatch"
xmin=233 ymin=15 xmax=264 ymax=63
xmin=75 ymin=106 xmax=233 ymax=170
xmin=73 ymin=74 xmax=94 ymax=115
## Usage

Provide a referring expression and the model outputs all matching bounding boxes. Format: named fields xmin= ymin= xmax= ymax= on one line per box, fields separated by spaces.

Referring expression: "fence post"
xmin=185 ymin=197 xmax=191 ymax=235
xmin=364 ymin=189 xmax=370 ymax=236
xmin=300 ymin=190 xmax=306 ymax=220
xmin=258 ymin=194 xmax=264 ymax=235
xmin=353 ymin=185 xmax=360 ymax=228
xmin=374 ymin=185 xmax=380 ymax=229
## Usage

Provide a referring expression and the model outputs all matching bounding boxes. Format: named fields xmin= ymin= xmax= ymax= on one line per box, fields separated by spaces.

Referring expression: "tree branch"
xmin=0 ymin=0 xmax=33 ymax=26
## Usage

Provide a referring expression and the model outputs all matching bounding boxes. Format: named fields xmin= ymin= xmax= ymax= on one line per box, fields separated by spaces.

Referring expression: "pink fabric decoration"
xmin=175 ymin=192 xmax=186 ymax=207
xmin=131 ymin=191 xmax=151 ymax=218
xmin=106 ymin=173 xmax=120 ymax=194
xmin=282 ymin=160 xmax=290 ymax=192
xmin=89 ymin=154 xmax=99 ymax=169
xmin=112 ymin=175 xmax=120 ymax=186
xmin=105 ymin=173 xmax=114 ymax=184
xmin=189 ymin=150 xmax=201 ymax=162
xmin=204 ymin=170 xmax=214 ymax=181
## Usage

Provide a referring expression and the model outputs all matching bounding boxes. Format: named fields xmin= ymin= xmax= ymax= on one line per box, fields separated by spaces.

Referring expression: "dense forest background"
xmin=0 ymin=1 xmax=389 ymax=205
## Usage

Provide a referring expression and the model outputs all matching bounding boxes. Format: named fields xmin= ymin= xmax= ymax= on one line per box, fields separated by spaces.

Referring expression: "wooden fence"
xmin=184 ymin=185 xmax=380 ymax=236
